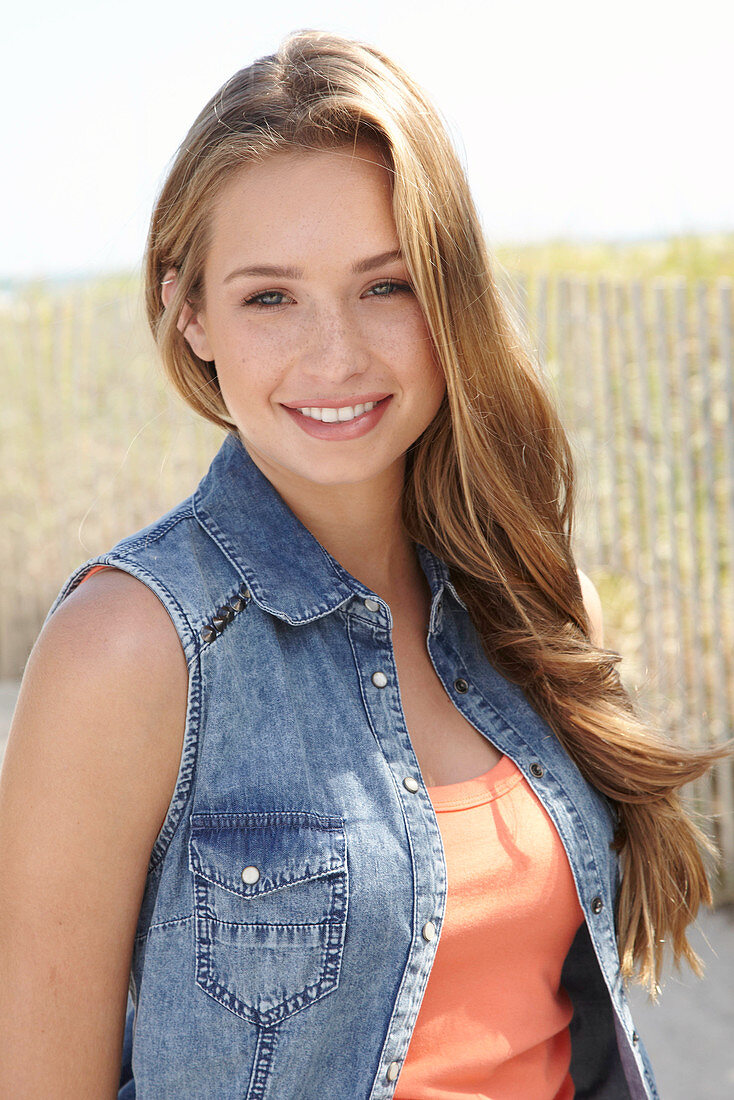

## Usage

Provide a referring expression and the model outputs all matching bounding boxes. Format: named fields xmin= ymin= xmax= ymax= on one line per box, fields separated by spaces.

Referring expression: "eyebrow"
xmin=222 ymin=248 xmax=404 ymax=284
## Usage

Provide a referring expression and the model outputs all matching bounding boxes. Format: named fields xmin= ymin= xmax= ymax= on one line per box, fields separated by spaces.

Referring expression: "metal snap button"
xmin=403 ymin=776 xmax=420 ymax=792
xmin=372 ymin=671 xmax=388 ymax=688
xmin=386 ymin=1061 xmax=401 ymax=1082
xmin=453 ymin=677 xmax=468 ymax=693
xmin=591 ymin=896 xmax=604 ymax=914
xmin=530 ymin=762 xmax=544 ymax=778
xmin=422 ymin=921 xmax=436 ymax=942
xmin=241 ymin=865 xmax=260 ymax=885
xmin=364 ymin=597 xmax=380 ymax=612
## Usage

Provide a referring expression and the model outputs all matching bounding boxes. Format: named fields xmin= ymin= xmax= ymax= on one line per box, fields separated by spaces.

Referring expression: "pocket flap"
xmin=189 ymin=810 xmax=347 ymax=899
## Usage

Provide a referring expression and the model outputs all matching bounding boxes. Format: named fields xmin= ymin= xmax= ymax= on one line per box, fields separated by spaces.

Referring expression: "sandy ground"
xmin=1 ymin=677 xmax=732 ymax=1098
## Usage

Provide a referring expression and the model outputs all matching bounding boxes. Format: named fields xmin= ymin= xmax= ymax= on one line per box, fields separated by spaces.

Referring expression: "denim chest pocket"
xmin=188 ymin=810 xmax=348 ymax=1027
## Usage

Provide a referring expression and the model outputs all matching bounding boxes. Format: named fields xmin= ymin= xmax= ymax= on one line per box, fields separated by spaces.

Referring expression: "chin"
xmin=291 ymin=460 xmax=393 ymax=487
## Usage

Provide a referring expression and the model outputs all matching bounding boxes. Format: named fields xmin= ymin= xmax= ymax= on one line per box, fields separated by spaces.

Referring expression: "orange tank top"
xmin=395 ymin=754 xmax=583 ymax=1100
xmin=81 ymin=566 xmax=582 ymax=1097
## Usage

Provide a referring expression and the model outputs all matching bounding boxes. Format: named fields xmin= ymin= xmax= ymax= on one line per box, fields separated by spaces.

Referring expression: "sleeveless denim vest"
xmin=46 ymin=431 xmax=659 ymax=1100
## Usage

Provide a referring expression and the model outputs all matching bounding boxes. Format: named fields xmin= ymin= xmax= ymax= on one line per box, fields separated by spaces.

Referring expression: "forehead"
xmin=205 ymin=142 xmax=397 ymax=264
xmin=216 ymin=138 xmax=391 ymax=197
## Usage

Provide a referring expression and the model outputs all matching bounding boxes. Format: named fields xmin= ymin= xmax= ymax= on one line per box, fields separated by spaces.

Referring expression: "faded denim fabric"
xmin=47 ymin=431 xmax=659 ymax=1099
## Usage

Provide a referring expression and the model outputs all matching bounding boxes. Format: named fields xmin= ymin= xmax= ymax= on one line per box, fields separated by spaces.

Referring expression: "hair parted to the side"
xmin=143 ymin=27 xmax=733 ymax=996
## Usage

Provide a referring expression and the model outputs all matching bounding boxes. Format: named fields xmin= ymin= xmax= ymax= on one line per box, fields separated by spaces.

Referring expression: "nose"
xmin=300 ymin=302 xmax=370 ymax=384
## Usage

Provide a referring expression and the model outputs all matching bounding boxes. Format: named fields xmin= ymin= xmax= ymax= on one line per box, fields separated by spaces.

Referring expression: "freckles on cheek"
xmin=243 ymin=328 xmax=298 ymax=381
xmin=379 ymin=313 xmax=430 ymax=358
xmin=220 ymin=359 xmax=285 ymax=412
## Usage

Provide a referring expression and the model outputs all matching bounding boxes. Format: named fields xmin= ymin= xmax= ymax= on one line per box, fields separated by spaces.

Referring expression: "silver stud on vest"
xmin=201 ymin=583 xmax=251 ymax=645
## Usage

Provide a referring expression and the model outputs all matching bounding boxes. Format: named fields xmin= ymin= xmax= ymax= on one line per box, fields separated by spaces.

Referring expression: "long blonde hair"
xmin=143 ymin=28 xmax=732 ymax=994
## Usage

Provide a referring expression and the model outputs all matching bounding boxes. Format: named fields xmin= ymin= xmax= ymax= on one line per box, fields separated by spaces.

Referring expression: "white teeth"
xmin=296 ymin=400 xmax=378 ymax=422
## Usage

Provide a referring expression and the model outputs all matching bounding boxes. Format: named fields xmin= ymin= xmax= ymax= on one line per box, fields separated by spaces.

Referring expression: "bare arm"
xmin=0 ymin=569 xmax=188 ymax=1099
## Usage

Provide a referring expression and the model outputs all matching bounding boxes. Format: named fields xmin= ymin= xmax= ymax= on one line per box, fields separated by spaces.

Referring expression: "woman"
xmin=0 ymin=29 xmax=729 ymax=1100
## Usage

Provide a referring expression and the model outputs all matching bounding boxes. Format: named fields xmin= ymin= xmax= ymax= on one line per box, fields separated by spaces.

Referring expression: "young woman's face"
xmin=174 ymin=142 xmax=445 ymax=492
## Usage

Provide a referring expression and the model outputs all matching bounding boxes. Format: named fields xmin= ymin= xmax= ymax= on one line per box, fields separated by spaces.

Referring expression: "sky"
xmin=2 ymin=0 xmax=733 ymax=282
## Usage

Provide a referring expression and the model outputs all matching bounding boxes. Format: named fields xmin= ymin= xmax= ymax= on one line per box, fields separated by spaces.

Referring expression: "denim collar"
xmin=192 ymin=431 xmax=466 ymax=625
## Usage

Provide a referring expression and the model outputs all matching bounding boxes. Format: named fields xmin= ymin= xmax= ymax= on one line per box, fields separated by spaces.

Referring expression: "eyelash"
xmin=241 ymin=279 xmax=412 ymax=310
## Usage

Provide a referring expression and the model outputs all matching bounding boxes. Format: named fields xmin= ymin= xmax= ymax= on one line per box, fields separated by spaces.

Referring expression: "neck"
xmin=244 ymin=444 xmax=425 ymax=604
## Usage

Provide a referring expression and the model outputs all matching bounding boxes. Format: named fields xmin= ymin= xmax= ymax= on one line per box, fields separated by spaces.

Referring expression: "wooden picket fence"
xmin=1 ymin=271 xmax=733 ymax=893
xmin=502 ymin=271 xmax=734 ymax=896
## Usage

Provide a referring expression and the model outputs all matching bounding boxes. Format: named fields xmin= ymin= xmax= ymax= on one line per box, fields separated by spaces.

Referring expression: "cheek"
xmin=409 ymin=319 xmax=444 ymax=394
xmin=213 ymin=336 xmax=287 ymax=402
xmin=377 ymin=306 xmax=440 ymax=374
xmin=209 ymin=306 xmax=291 ymax=364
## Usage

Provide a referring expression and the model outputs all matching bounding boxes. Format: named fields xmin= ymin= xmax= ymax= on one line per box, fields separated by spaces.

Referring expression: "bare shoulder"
xmin=44 ymin=565 xmax=186 ymax=688
xmin=8 ymin=564 xmax=190 ymax=843
xmin=0 ymin=567 xmax=188 ymax=1094
xmin=576 ymin=568 xmax=604 ymax=648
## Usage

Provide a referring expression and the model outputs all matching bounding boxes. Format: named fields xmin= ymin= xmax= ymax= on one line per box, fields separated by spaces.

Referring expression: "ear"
xmin=160 ymin=268 xmax=215 ymax=362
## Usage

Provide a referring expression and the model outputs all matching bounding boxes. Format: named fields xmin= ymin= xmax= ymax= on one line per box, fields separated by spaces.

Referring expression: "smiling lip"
xmin=281 ymin=394 xmax=392 ymax=440
xmin=280 ymin=392 xmax=391 ymax=409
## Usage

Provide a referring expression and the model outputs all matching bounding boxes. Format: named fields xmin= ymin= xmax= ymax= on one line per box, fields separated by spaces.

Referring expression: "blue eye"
xmin=368 ymin=280 xmax=411 ymax=298
xmin=242 ymin=290 xmax=289 ymax=309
